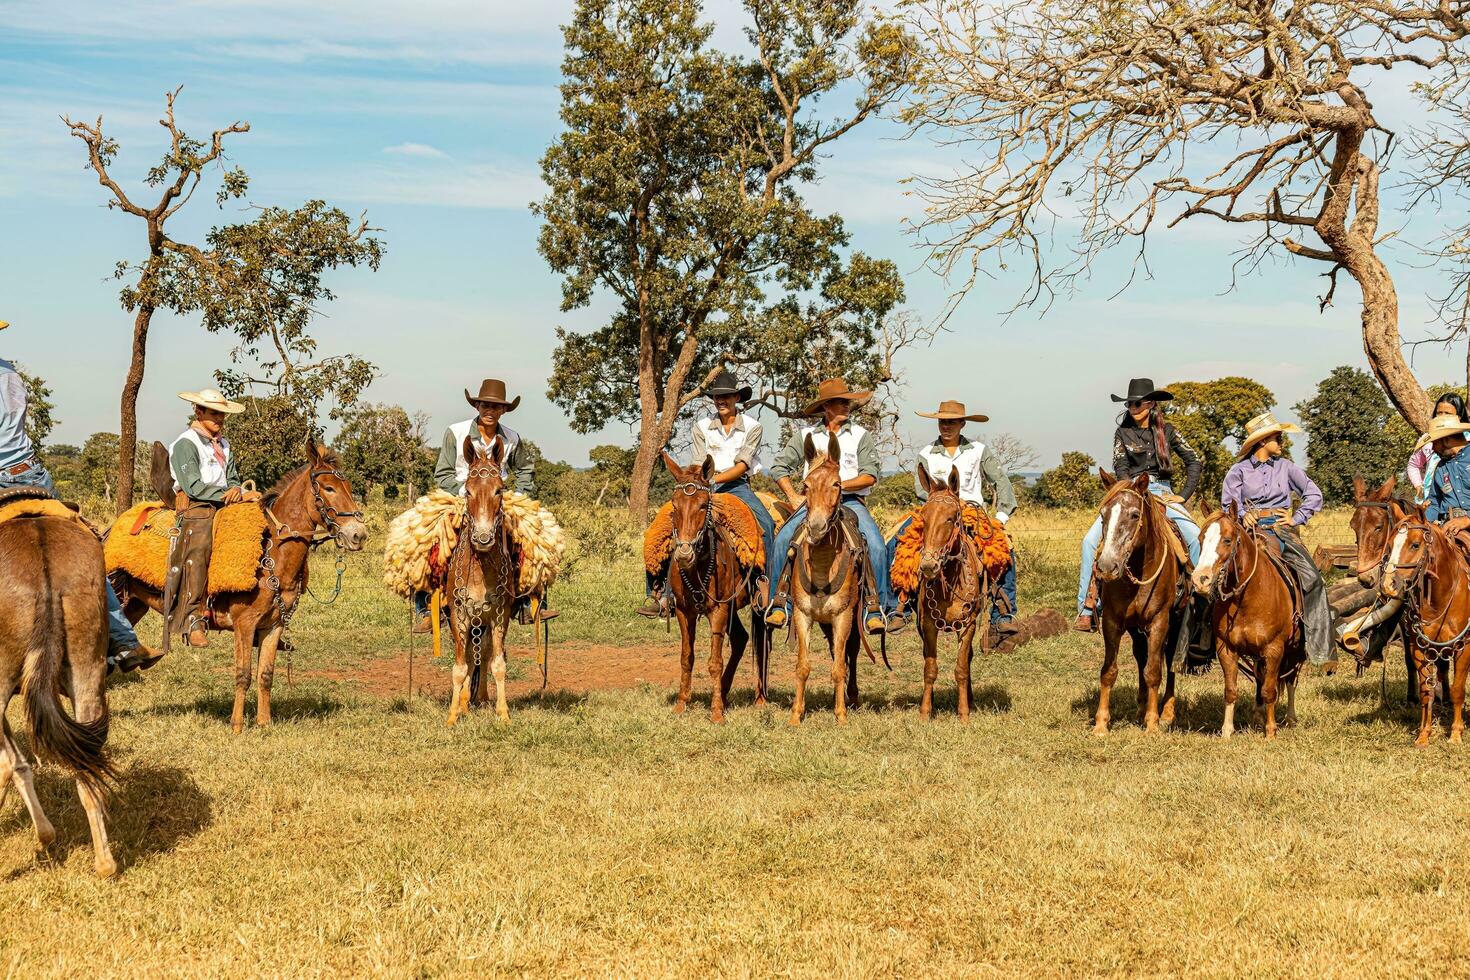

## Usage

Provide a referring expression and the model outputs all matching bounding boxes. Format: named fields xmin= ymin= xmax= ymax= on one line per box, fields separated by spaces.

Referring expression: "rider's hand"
xmin=787 ymin=493 xmax=806 ymax=510
xmin=241 ymin=490 xmax=263 ymax=504
xmin=1242 ymin=511 xmax=1258 ymax=529
xmin=223 ymin=486 xmax=243 ymax=504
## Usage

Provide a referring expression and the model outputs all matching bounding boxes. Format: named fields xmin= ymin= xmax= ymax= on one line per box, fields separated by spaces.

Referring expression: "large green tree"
xmin=14 ymin=365 xmax=55 ymax=449
xmin=535 ymin=0 xmax=914 ymax=517
xmin=227 ymin=396 xmax=315 ymax=491
xmin=1295 ymin=366 xmax=1415 ymax=504
xmin=1165 ymin=377 xmax=1276 ymax=505
xmin=1030 ymin=451 xmax=1106 ymax=510
xmin=335 ymin=402 xmax=434 ymax=500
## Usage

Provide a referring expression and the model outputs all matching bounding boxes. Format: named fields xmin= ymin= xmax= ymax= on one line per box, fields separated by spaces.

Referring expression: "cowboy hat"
xmin=1110 ymin=378 xmax=1173 ymax=403
xmin=1414 ymin=413 xmax=1470 ymax=451
xmin=464 ymin=378 xmax=521 ymax=412
xmin=915 ymin=399 xmax=988 ymax=423
xmin=178 ymin=387 xmax=245 ymax=414
xmin=802 ymin=377 xmax=873 ymax=417
xmin=0 ymin=320 xmax=9 ymax=331
xmin=1237 ymin=411 xmax=1303 ymax=459
xmin=704 ymin=369 xmax=752 ymax=403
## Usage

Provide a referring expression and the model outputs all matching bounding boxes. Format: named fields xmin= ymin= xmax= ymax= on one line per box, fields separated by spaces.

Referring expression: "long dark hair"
xmin=1118 ymin=403 xmax=1172 ymax=476
xmin=1434 ymin=392 xmax=1469 ymax=423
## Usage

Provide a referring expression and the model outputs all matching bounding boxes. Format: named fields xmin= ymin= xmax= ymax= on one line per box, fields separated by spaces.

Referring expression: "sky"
xmin=2 ymin=0 xmax=1467 ymax=474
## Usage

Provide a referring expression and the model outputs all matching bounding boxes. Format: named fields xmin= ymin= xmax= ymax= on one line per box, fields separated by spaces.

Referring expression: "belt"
xmin=2 ymin=457 xmax=37 ymax=478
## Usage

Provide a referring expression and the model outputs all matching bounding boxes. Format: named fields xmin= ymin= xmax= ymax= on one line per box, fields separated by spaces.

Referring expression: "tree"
xmin=868 ymin=471 xmax=920 ymax=512
xmin=902 ymin=0 xmax=1470 ymax=436
xmin=335 ymin=402 xmax=433 ymax=499
xmin=1294 ymin=366 xmax=1415 ymax=504
xmin=1030 ymin=451 xmax=1106 ymax=510
xmin=65 ymin=87 xmax=250 ymax=512
xmin=226 ymin=396 xmax=315 ymax=490
xmin=1164 ymin=377 xmax=1276 ymax=504
xmin=535 ymin=0 xmax=915 ymax=518
xmin=77 ymin=433 xmax=151 ymax=505
xmin=13 ymin=365 xmax=55 ymax=448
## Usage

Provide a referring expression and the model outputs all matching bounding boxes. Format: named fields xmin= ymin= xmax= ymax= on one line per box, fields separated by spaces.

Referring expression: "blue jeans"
xmin=646 ymin=479 xmax=776 ymax=595
xmin=1077 ymin=480 xmax=1199 ymax=613
xmin=767 ymin=495 xmax=896 ymax=615
xmin=1 ymin=460 xmax=141 ymax=654
xmin=887 ymin=514 xmax=1018 ymax=624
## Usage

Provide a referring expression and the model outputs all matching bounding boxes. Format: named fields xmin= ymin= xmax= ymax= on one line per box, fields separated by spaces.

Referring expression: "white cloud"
xmin=383 ymin=142 xmax=449 ymax=159
xmin=339 ymin=160 xmax=545 ymax=209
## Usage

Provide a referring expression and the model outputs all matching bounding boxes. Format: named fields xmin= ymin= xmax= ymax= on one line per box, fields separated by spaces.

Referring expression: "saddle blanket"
xmin=644 ymin=495 xmax=766 ymax=575
xmin=890 ymin=505 xmax=1011 ymax=603
xmin=104 ymin=501 xmax=268 ymax=595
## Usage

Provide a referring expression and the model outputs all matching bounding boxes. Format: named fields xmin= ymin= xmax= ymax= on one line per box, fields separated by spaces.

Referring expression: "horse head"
xmin=1191 ymin=505 xmax=1239 ymax=599
xmin=1351 ymin=473 xmax=1397 ymax=587
xmin=662 ymin=450 xmax=714 ymax=570
xmin=802 ymin=432 xmax=845 ymax=541
xmin=1094 ymin=471 xmax=1151 ymax=583
xmin=304 ymin=439 xmax=367 ymax=551
xmin=917 ymin=462 xmax=963 ymax=581
xmin=463 ymin=434 xmax=505 ymax=554
xmin=1381 ymin=499 xmax=1433 ymax=601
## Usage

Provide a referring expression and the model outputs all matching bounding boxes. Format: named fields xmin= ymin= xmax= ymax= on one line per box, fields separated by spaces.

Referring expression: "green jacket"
xmin=434 ymin=419 xmax=535 ymax=496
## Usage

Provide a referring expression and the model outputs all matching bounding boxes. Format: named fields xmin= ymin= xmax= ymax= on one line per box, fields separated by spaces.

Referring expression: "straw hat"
xmin=915 ymin=400 xmax=988 ymax=423
xmin=178 ymin=387 xmax=245 ymax=414
xmin=1413 ymin=413 xmax=1470 ymax=451
xmin=0 ymin=320 xmax=9 ymax=331
xmin=802 ymin=377 xmax=873 ymax=417
xmin=464 ymin=378 xmax=521 ymax=411
xmin=1237 ymin=412 xmax=1303 ymax=459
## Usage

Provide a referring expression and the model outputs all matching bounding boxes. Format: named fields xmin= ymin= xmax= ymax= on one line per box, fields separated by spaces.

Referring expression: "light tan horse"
xmin=0 ymin=499 xmax=117 ymax=876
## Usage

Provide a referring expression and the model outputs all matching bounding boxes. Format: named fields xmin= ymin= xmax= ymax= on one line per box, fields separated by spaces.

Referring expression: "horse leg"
xmin=831 ymin=614 xmax=852 ymax=725
xmin=708 ymin=604 xmax=729 ymax=724
xmin=255 ymin=624 xmax=284 ymax=727
xmin=1450 ymin=650 xmax=1470 ymax=743
xmin=230 ymin=618 xmax=257 ymax=734
xmin=447 ymin=617 xmax=470 ymax=727
xmin=789 ymin=607 xmax=812 ymax=726
xmin=1218 ymin=639 xmax=1239 ymax=739
xmin=673 ymin=607 xmax=696 ymax=715
xmin=1285 ymin=677 xmax=1298 ymax=727
xmin=1141 ymin=626 xmax=1167 ymax=734
xmin=920 ymin=620 xmax=938 ymax=721
xmin=1094 ymin=619 xmax=1124 ymax=735
xmin=956 ymin=623 xmax=977 ymax=724
xmin=1414 ymin=651 xmax=1436 ymax=747
xmin=845 ymin=626 xmax=860 ymax=711
xmin=1261 ymin=642 xmax=1283 ymax=741
xmin=66 ymin=662 xmax=117 ymax=878
xmin=721 ymin=610 xmax=748 ymax=704
xmin=491 ymin=618 xmax=510 ymax=724
xmin=0 ymin=712 xmax=54 ymax=851
xmin=751 ymin=613 xmax=769 ymax=707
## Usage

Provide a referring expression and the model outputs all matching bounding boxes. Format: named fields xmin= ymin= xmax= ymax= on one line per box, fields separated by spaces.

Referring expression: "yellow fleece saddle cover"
xmin=643 ymin=495 xmax=766 ymax=575
xmin=104 ymin=501 xmax=269 ymax=595
xmin=889 ymin=505 xmax=1012 ymax=604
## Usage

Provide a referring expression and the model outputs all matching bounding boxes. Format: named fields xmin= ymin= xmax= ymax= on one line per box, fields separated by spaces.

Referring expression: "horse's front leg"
xmin=447 ymin=614 xmax=471 ymax=727
xmin=1261 ymin=641 xmax=1283 ymax=740
xmin=920 ymin=618 xmax=939 ymax=721
xmin=490 ymin=612 xmax=510 ymax=724
xmin=674 ymin=605 xmax=696 ymax=715
xmin=708 ymin=603 xmax=729 ymax=724
xmin=1141 ymin=623 xmax=1168 ymax=733
xmin=231 ymin=613 xmax=259 ymax=734
xmin=1094 ymin=617 xmax=1123 ymax=735
xmin=255 ymin=621 xmax=284 ymax=727
xmin=1414 ymin=650 xmax=1436 ymax=747
xmin=1218 ymin=637 xmax=1239 ymax=739
xmin=1450 ymin=648 xmax=1470 ymax=743
xmin=789 ymin=606 xmax=812 ymax=726
xmin=831 ymin=611 xmax=852 ymax=725
xmin=957 ymin=620 xmax=977 ymax=724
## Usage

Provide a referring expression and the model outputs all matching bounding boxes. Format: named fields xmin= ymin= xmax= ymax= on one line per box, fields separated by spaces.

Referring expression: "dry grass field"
xmin=5 ymin=505 xmax=1469 ymax=976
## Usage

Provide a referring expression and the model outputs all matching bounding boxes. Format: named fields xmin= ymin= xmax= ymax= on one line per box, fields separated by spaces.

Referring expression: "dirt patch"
xmin=308 ymin=642 xmax=702 ymax=701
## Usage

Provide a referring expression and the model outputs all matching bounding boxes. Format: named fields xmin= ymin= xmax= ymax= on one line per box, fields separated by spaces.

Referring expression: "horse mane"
xmin=262 ymin=448 xmax=341 ymax=506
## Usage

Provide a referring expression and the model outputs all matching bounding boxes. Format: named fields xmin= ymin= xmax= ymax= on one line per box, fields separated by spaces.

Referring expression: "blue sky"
xmin=2 ymin=0 xmax=1466 ymax=472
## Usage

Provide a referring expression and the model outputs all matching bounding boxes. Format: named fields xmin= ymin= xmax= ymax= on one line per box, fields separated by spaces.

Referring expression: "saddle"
xmin=104 ymin=500 xmax=269 ymax=595
xmin=1442 ymin=515 xmax=1470 ymax=560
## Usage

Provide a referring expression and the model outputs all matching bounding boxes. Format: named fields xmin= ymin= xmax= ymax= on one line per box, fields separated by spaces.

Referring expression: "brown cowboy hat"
xmin=915 ymin=400 xmax=988 ymax=423
xmin=802 ymin=377 xmax=872 ymax=417
xmin=0 ymin=320 xmax=9 ymax=331
xmin=464 ymin=378 xmax=521 ymax=412
xmin=1236 ymin=411 xmax=1303 ymax=459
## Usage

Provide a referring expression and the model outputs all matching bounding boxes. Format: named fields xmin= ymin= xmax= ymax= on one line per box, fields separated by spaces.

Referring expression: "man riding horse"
xmin=766 ymin=377 xmax=902 ymax=634
xmin=0 ymin=319 xmax=158 ymax=672
xmin=164 ymin=387 xmax=263 ymax=649
xmin=1219 ymin=412 xmax=1333 ymax=666
xmin=888 ymin=399 xmax=1019 ymax=636
xmin=638 ymin=369 xmax=776 ymax=619
xmin=1419 ymin=412 xmax=1470 ymax=532
xmin=416 ymin=377 xmax=555 ymax=630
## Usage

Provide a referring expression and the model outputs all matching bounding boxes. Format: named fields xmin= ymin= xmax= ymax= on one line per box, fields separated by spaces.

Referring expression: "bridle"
xmin=1208 ymin=515 xmax=1261 ymax=602
xmin=1100 ymin=487 xmax=1169 ymax=586
xmin=1352 ymin=496 xmax=1394 ymax=578
xmin=1386 ymin=520 xmax=1470 ymax=662
xmin=464 ymin=465 xmax=504 ymax=549
xmin=918 ymin=490 xmax=985 ymax=633
xmin=670 ymin=479 xmax=742 ymax=608
xmin=308 ymin=464 xmax=365 ymax=546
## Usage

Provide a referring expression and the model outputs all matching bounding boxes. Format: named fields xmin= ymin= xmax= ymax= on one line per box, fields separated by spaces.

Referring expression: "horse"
xmin=0 ymin=501 xmax=117 ymax=876
xmin=787 ymin=432 xmax=868 ymax=726
xmin=1191 ymin=508 xmax=1304 ymax=738
xmin=1344 ymin=474 xmax=1413 ymax=703
xmin=1380 ymin=502 xmax=1470 ymax=746
xmin=1091 ymin=471 xmax=1191 ymax=734
xmin=660 ymin=452 xmax=769 ymax=722
xmin=912 ymin=464 xmax=990 ymax=721
xmin=113 ymin=439 xmax=368 ymax=732
xmin=444 ymin=435 xmax=519 ymax=726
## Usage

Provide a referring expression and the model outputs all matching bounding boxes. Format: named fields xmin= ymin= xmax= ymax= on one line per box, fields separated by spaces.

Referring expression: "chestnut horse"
xmin=1380 ymin=503 xmax=1470 ymax=746
xmin=1091 ymin=471 xmax=1190 ymax=734
xmin=661 ymin=452 xmax=769 ymax=722
xmin=1345 ymin=474 xmax=1413 ymax=702
xmin=0 ymin=502 xmax=117 ymax=876
xmin=114 ymin=440 xmax=368 ymax=732
xmin=913 ymin=464 xmax=990 ymax=721
xmin=788 ymin=432 xmax=866 ymax=726
xmin=1191 ymin=509 xmax=1304 ymax=738
xmin=444 ymin=435 xmax=519 ymax=726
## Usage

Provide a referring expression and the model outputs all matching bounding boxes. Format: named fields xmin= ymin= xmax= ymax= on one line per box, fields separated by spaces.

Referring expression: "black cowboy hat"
xmin=1110 ymin=378 xmax=1173 ymax=403
xmin=464 ymin=378 xmax=521 ymax=411
xmin=705 ymin=369 xmax=752 ymax=403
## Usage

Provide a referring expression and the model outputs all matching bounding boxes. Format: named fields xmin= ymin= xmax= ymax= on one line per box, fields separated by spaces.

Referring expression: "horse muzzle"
xmin=919 ymin=553 xmax=941 ymax=579
xmin=469 ymin=520 xmax=498 ymax=552
xmin=1357 ymin=566 xmax=1379 ymax=589
xmin=674 ymin=544 xmax=696 ymax=567
xmin=1190 ymin=568 xmax=1215 ymax=597
xmin=336 ymin=519 xmax=368 ymax=552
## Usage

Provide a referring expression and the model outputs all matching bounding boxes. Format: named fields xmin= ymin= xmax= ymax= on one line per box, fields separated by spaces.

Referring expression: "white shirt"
xmin=170 ymin=427 xmax=233 ymax=494
xmin=798 ymin=421 xmax=871 ymax=497
xmin=691 ymin=413 xmax=763 ymax=475
xmin=447 ymin=418 xmax=520 ymax=495
xmin=917 ymin=441 xmax=987 ymax=506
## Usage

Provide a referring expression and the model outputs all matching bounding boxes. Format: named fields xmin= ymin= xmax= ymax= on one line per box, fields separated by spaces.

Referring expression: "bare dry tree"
xmin=900 ymin=0 xmax=1470 ymax=432
xmin=64 ymin=87 xmax=249 ymax=511
xmin=1408 ymin=75 xmax=1470 ymax=382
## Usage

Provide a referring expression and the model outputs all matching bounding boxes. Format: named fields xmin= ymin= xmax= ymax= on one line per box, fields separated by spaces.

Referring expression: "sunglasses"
xmin=1126 ymin=400 xmax=1149 ymax=409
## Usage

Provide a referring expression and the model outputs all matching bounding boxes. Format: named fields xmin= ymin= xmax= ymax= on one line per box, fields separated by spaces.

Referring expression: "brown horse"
xmin=0 ymin=503 xmax=117 ymax=876
xmin=913 ymin=465 xmax=989 ymax=721
xmin=444 ymin=436 xmax=517 ymax=726
xmin=1091 ymin=472 xmax=1190 ymax=734
xmin=115 ymin=440 xmax=368 ymax=732
xmin=1380 ymin=503 xmax=1470 ymax=746
xmin=661 ymin=452 xmax=769 ymax=722
xmin=1191 ymin=509 xmax=1304 ymax=738
xmin=1345 ymin=474 xmax=1414 ymax=702
xmin=788 ymin=432 xmax=867 ymax=726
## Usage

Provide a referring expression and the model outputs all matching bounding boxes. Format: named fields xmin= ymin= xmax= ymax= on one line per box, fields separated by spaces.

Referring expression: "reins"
xmin=1103 ymin=488 xmax=1170 ymax=587
xmin=1390 ymin=521 xmax=1470 ymax=663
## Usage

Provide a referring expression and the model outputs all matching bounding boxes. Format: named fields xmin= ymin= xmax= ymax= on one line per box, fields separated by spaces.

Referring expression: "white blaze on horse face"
xmin=1387 ymin=526 xmax=1409 ymax=576
xmin=1098 ymin=497 xmax=1128 ymax=566
xmin=1195 ymin=522 xmax=1223 ymax=578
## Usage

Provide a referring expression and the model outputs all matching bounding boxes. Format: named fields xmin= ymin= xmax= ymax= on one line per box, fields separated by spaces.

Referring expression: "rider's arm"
xmin=1111 ymin=429 xmax=1130 ymax=480
xmin=1408 ymin=445 xmax=1430 ymax=490
xmin=1220 ymin=462 xmax=1245 ymax=517
xmin=843 ymin=429 xmax=879 ymax=493
xmin=770 ymin=431 xmax=803 ymax=504
xmin=506 ymin=438 xmax=536 ymax=496
xmin=433 ymin=429 xmax=462 ymax=495
xmin=1286 ymin=460 xmax=1323 ymax=526
xmin=1170 ymin=425 xmax=1203 ymax=503
xmin=170 ymin=440 xmax=227 ymax=504
xmin=981 ymin=450 xmax=1016 ymax=523
xmin=713 ymin=419 xmax=760 ymax=484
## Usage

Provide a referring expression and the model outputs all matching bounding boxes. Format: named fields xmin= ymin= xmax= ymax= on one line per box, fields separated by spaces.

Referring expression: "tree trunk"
xmin=116 ymin=303 xmax=154 ymax=514
xmin=1355 ymin=254 xmax=1428 ymax=433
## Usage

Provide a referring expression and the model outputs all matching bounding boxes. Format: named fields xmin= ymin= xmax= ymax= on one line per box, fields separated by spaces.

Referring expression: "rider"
xmin=166 ymin=387 xmax=262 ymax=649
xmin=887 ymin=400 xmax=1020 ymax=634
xmin=418 ymin=377 xmax=552 ymax=630
xmin=1408 ymin=393 xmax=1470 ymax=506
xmin=1419 ymin=412 xmax=1470 ymax=526
xmin=765 ymin=377 xmax=902 ymax=634
xmin=0 ymin=321 xmax=160 ymax=673
xmin=1075 ymin=378 xmax=1202 ymax=632
xmin=1220 ymin=412 xmax=1332 ymax=665
xmin=637 ymin=369 xmax=775 ymax=618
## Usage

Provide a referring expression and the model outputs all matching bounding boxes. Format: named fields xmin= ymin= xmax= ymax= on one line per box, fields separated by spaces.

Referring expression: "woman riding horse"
xmin=1076 ymin=378 xmax=1202 ymax=632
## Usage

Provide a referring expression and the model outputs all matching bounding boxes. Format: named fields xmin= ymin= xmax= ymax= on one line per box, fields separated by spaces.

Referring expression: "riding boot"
xmin=1184 ymin=594 xmax=1215 ymax=672
xmin=1276 ymin=528 xmax=1334 ymax=665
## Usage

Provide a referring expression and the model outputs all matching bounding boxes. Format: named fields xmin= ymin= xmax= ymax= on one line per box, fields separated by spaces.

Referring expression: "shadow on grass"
xmin=674 ymin=681 xmax=1014 ymax=717
xmin=3 ymin=762 xmax=211 ymax=877
xmin=130 ymin=689 xmax=349 ymax=725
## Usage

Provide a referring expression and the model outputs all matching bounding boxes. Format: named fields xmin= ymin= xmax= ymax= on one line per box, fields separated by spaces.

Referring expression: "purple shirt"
xmin=1221 ymin=455 xmax=1323 ymax=524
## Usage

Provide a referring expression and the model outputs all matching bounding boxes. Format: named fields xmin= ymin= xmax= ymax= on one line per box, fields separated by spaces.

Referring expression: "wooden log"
xmin=1330 ymin=588 xmax=1377 ymax=618
xmin=1329 ymin=577 xmax=1371 ymax=603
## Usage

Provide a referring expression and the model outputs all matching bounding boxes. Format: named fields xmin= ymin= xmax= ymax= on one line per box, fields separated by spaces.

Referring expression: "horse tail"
xmin=22 ymin=565 xmax=114 ymax=802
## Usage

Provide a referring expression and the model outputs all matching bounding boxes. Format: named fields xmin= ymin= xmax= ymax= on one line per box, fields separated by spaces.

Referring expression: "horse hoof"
xmin=673 ymin=701 xmax=688 ymax=715
xmin=754 ymin=697 xmax=767 ymax=708
xmin=1091 ymin=721 xmax=1109 ymax=736
xmin=95 ymin=855 xmax=118 ymax=879
xmin=788 ymin=714 xmax=802 ymax=727
xmin=1265 ymin=729 xmax=1277 ymax=741
xmin=497 ymin=712 xmax=511 ymax=724
xmin=446 ymin=715 xmax=459 ymax=728
xmin=710 ymin=712 xmax=725 ymax=725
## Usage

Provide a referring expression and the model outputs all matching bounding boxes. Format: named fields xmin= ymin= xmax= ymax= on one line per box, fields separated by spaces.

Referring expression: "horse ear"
xmin=1389 ymin=499 xmax=1406 ymax=523
xmin=1132 ymin=473 xmax=1150 ymax=494
xmin=306 ymin=437 xmax=322 ymax=465
xmin=700 ymin=454 xmax=715 ymax=483
xmin=488 ymin=435 xmax=505 ymax=467
xmin=1228 ymin=500 xmax=1239 ymax=522
xmin=1379 ymin=474 xmax=1397 ymax=498
xmin=803 ymin=433 xmax=817 ymax=464
xmin=1353 ymin=474 xmax=1367 ymax=500
xmin=463 ymin=434 xmax=479 ymax=465
xmin=1415 ymin=501 xmax=1428 ymax=521
xmin=661 ymin=449 xmax=681 ymax=478
xmin=826 ymin=432 xmax=841 ymax=461
xmin=947 ymin=466 xmax=960 ymax=494
xmin=1098 ymin=467 xmax=1116 ymax=489
xmin=917 ymin=462 xmax=935 ymax=495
